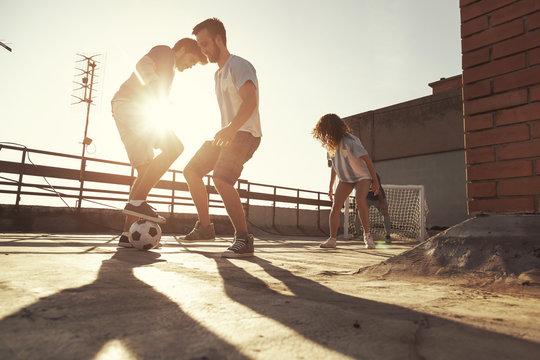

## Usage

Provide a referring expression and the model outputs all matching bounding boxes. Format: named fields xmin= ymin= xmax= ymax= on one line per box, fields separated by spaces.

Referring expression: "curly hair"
xmin=312 ymin=113 xmax=351 ymax=152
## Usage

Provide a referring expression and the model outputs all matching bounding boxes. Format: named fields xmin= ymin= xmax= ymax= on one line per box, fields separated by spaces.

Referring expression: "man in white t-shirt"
xmin=180 ymin=18 xmax=262 ymax=258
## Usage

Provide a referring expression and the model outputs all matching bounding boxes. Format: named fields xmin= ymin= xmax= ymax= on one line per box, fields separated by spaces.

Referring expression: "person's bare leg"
xmin=355 ymin=180 xmax=371 ymax=235
xmin=123 ymin=164 xmax=148 ymax=232
xmin=329 ymin=182 xmax=355 ymax=238
xmin=213 ymin=177 xmax=247 ymax=234
xmin=183 ymin=168 xmax=211 ymax=227
xmin=130 ymin=142 xmax=183 ymax=201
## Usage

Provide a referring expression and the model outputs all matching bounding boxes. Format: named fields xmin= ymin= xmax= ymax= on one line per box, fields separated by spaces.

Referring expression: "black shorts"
xmin=184 ymin=131 xmax=261 ymax=185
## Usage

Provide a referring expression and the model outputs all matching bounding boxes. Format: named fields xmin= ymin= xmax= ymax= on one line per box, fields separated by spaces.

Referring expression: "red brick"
xmin=496 ymin=102 xmax=540 ymax=125
xmin=499 ymin=176 xmax=540 ymax=195
xmin=531 ymin=84 xmax=540 ymax=101
xmin=463 ymin=53 xmax=526 ymax=84
xmin=529 ymin=10 xmax=540 ymax=30
xmin=468 ymin=197 xmax=535 ymax=212
xmin=462 ymin=18 xmax=524 ymax=52
xmin=462 ymin=16 xmax=490 ymax=37
xmin=463 ymin=80 xmax=492 ymax=100
xmin=466 ymin=123 xmax=529 ymax=148
xmin=466 ymin=147 xmax=496 ymax=164
xmin=530 ymin=47 xmax=540 ymax=66
xmin=467 ymin=181 xmax=497 ymax=197
xmin=534 ymin=122 xmax=540 ymax=138
xmin=464 ymin=113 xmax=494 ymax=131
xmin=493 ymin=66 xmax=540 ymax=92
xmin=460 ymin=0 xmax=478 ymax=8
xmin=537 ymin=159 xmax=540 ymax=174
xmin=492 ymin=0 xmax=540 ymax=26
xmin=493 ymin=30 xmax=540 ymax=58
xmin=462 ymin=48 xmax=491 ymax=69
xmin=464 ymin=88 xmax=527 ymax=115
xmin=467 ymin=159 xmax=532 ymax=180
xmin=498 ymin=141 xmax=540 ymax=160
xmin=461 ymin=0 xmax=519 ymax=23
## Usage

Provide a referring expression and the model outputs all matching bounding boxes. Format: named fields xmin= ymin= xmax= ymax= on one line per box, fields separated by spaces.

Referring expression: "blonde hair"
xmin=312 ymin=113 xmax=351 ymax=152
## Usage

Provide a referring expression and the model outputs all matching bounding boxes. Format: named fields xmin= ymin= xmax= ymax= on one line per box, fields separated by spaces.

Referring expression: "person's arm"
xmin=378 ymin=193 xmax=388 ymax=215
xmin=328 ymin=167 xmax=337 ymax=201
xmin=213 ymin=81 xmax=257 ymax=147
xmin=360 ymin=155 xmax=380 ymax=196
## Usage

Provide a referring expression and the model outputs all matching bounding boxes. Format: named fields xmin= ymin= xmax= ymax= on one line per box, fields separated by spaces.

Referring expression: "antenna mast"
xmin=72 ymin=54 xmax=101 ymax=209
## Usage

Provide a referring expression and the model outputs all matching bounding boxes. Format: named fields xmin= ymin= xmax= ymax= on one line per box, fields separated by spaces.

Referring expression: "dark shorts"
xmin=184 ymin=131 xmax=261 ymax=185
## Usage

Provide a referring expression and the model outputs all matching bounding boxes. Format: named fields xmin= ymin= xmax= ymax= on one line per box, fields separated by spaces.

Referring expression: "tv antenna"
xmin=72 ymin=53 xmax=101 ymax=156
xmin=72 ymin=53 xmax=101 ymax=202
xmin=0 ymin=40 xmax=12 ymax=52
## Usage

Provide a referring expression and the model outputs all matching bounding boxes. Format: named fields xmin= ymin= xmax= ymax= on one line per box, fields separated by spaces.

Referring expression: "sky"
xmin=0 ymin=0 xmax=462 ymax=198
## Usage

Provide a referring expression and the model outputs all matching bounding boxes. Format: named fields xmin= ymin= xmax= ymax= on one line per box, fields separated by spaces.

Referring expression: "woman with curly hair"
xmin=313 ymin=113 xmax=379 ymax=249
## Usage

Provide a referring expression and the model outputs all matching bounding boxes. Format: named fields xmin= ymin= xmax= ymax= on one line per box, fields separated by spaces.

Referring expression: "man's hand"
xmin=213 ymin=125 xmax=237 ymax=147
xmin=328 ymin=187 xmax=334 ymax=202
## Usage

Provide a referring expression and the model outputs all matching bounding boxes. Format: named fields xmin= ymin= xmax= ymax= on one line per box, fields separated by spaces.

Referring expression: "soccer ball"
xmin=128 ymin=219 xmax=162 ymax=251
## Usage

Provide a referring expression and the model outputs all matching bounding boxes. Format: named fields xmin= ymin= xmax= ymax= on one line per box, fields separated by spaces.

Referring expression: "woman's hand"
xmin=371 ymin=178 xmax=380 ymax=196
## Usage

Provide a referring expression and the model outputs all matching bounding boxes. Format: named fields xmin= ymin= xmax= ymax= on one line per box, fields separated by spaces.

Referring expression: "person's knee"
xmin=162 ymin=136 xmax=184 ymax=160
xmin=213 ymin=176 xmax=234 ymax=192
xmin=330 ymin=204 xmax=341 ymax=218
xmin=183 ymin=166 xmax=200 ymax=183
xmin=135 ymin=164 xmax=149 ymax=178
xmin=170 ymin=139 xmax=184 ymax=159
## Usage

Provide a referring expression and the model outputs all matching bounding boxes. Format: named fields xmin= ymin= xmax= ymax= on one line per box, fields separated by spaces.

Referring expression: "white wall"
xmin=374 ymin=150 xmax=469 ymax=228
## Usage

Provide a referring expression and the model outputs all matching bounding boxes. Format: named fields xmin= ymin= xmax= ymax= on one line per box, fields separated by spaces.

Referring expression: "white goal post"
xmin=344 ymin=184 xmax=427 ymax=242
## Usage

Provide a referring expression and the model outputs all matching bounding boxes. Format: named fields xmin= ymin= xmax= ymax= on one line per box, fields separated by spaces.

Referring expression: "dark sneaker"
xmin=118 ymin=234 xmax=133 ymax=248
xmin=123 ymin=202 xmax=166 ymax=224
xmin=222 ymin=234 xmax=254 ymax=258
xmin=385 ymin=235 xmax=392 ymax=244
xmin=181 ymin=221 xmax=215 ymax=242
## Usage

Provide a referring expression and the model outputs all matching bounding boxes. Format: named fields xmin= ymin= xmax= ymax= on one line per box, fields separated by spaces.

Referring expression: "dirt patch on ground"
xmin=356 ymin=215 xmax=540 ymax=296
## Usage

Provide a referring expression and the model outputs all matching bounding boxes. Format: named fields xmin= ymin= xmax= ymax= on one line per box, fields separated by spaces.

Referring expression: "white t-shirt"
xmin=215 ymin=55 xmax=262 ymax=137
xmin=328 ymin=134 xmax=372 ymax=183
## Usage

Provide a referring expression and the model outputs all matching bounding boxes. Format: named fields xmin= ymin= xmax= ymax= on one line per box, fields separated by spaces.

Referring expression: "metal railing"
xmin=0 ymin=144 xmax=331 ymax=233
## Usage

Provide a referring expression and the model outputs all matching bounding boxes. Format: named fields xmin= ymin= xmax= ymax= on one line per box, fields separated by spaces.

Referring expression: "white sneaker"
xmin=320 ymin=237 xmax=336 ymax=248
xmin=364 ymin=234 xmax=375 ymax=249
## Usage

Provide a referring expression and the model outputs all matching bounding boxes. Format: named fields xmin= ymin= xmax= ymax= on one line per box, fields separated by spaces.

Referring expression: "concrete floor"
xmin=0 ymin=233 xmax=538 ymax=360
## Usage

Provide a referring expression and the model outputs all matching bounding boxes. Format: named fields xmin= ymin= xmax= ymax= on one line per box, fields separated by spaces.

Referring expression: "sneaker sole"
xmin=320 ymin=244 xmax=336 ymax=248
xmin=118 ymin=242 xmax=133 ymax=248
xmin=122 ymin=209 xmax=166 ymax=224
xmin=221 ymin=251 xmax=254 ymax=258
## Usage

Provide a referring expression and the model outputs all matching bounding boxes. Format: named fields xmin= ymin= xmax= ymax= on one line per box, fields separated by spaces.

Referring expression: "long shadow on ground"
xmin=193 ymin=250 xmax=540 ymax=360
xmin=0 ymin=249 xmax=246 ymax=360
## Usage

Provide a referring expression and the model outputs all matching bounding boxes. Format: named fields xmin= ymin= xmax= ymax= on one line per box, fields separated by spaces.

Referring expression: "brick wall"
xmin=461 ymin=0 xmax=540 ymax=214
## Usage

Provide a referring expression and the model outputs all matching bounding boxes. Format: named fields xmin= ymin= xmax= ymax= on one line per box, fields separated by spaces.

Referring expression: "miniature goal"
xmin=344 ymin=185 xmax=427 ymax=242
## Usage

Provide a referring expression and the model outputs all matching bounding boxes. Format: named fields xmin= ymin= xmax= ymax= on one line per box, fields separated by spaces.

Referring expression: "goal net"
xmin=344 ymin=185 xmax=427 ymax=242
